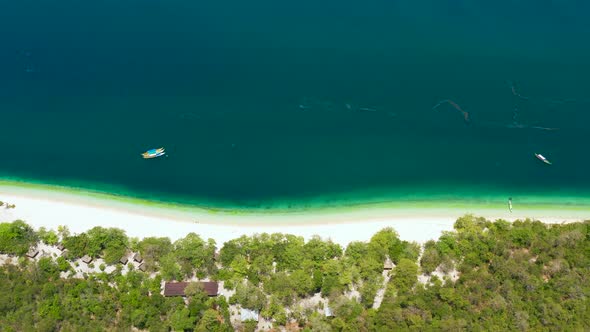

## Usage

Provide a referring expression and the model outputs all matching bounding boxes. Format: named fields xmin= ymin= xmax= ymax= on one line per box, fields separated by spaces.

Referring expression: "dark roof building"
xmin=138 ymin=263 xmax=147 ymax=272
xmin=163 ymin=282 xmax=219 ymax=297
xmin=133 ymin=253 xmax=143 ymax=263
xmin=119 ymin=255 xmax=129 ymax=265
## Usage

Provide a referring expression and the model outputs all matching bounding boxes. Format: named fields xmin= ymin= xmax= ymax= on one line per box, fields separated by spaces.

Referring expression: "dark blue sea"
xmin=1 ymin=0 xmax=590 ymax=208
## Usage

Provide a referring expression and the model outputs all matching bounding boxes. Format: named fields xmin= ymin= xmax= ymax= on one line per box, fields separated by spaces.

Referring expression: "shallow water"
xmin=1 ymin=1 xmax=590 ymax=208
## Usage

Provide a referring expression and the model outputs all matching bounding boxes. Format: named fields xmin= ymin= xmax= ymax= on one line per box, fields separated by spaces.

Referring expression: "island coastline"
xmin=1 ymin=180 xmax=588 ymax=246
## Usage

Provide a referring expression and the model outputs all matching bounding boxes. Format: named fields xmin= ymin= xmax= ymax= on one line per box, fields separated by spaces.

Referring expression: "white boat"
xmin=534 ymin=153 xmax=552 ymax=165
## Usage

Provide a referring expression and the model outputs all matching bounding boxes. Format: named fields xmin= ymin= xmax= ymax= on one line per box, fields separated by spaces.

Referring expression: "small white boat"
xmin=142 ymin=147 xmax=166 ymax=159
xmin=535 ymin=153 xmax=552 ymax=165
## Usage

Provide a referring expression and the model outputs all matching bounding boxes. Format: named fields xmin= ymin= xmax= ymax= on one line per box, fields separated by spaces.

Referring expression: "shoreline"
xmin=1 ymin=181 xmax=589 ymax=246
xmin=3 ymin=179 xmax=590 ymax=215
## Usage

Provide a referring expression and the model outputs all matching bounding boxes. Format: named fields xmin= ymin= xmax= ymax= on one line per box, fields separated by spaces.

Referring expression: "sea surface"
xmin=1 ymin=1 xmax=590 ymax=209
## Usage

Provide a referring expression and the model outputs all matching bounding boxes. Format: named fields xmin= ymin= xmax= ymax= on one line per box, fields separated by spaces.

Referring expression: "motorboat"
xmin=534 ymin=153 xmax=552 ymax=165
xmin=142 ymin=147 xmax=166 ymax=159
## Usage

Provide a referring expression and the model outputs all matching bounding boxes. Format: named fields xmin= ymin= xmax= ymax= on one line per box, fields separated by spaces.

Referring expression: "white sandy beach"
xmin=2 ymin=184 xmax=589 ymax=246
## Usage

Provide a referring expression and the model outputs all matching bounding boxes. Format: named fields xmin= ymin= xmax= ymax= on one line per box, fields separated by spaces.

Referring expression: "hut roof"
xmin=163 ymin=281 xmax=219 ymax=297
xmin=324 ymin=307 xmax=334 ymax=317
xmin=138 ymin=263 xmax=146 ymax=272
xmin=383 ymin=258 xmax=394 ymax=270
xmin=81 ymin=255 xmax=93 ymax=264
xmin=26 ymin=248 xmax=39 ymax=258
xmin=119 ymin=256 xmax=129 ymax=264
xmin=240 ymin=309 xmax=259 ymax=322
xmin=133 ymin=253 xmax=143 ymax=263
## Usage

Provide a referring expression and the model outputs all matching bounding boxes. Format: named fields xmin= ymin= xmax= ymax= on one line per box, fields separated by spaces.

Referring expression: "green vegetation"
xmin=37 ymin=227 xmax=59 ymax=246
xmin=134 ymin=234 xmax=217 ymax=280
xmin=59 ymin=226 xmax=129 ymax=264
xmin=372 ymin=215 xmax=590 ymax=331
xmin=0 ymin=215 xmax=589 ymax=331
xmin=0 ymin=263 xmax=232 ymax=331
xmin=0 ymin=220 xmax=38 ymax=255
xmin=0 ymin=201 xmax=16 ymax=209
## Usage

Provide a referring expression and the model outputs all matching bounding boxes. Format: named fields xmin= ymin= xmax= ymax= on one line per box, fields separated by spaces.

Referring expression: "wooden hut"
xmin=26 ymin=248 xmax=39 ymax=259
xmin=383 ymin=258 xmax=394 ymax=271
xmin=81 ymin=255 xmax=93 ymax=264
xmin=324 ymin=307 xmax=334 ymax=318
xmin=240 ymin=309 xmax=260 ymax=322
xmin=133 ymin=253 xmax=143 ymax=263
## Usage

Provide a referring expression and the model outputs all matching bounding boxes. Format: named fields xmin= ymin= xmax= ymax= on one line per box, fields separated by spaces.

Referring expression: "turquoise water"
xmin=1 ymin=1 xmax=590 ymax=208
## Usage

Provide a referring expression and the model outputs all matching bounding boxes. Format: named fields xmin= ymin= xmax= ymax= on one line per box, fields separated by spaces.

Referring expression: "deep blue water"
xmin=1 ymin=1 xmax=590 ymax=207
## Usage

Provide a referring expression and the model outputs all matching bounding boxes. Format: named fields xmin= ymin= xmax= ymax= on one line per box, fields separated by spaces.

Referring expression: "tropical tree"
xmin=0 ymin=220 xmax=38 ymax=255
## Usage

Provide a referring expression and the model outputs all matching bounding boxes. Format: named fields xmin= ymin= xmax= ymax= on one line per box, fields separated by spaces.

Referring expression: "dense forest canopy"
xmin=0 ymin=215 xmax=588 ymax=331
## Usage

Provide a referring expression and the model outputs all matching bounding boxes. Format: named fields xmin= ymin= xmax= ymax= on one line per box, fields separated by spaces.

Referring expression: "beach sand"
xmin=1 ymin=183 xmax=588 ymax=246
